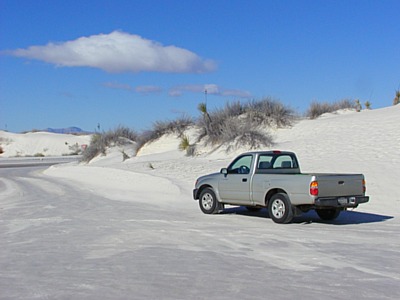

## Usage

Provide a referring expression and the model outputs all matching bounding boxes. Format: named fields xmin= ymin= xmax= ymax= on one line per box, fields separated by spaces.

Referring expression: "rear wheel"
xmin=199 ymin=188 xmax=220 ymax=214
xmin=268 ymin=193 xmax=293 ymax=224
xmin=316 ymin=208 xmax=341 ymax=220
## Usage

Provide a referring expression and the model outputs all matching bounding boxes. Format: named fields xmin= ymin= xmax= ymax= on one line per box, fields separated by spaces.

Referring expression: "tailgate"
xmin=315 ymin=174 xmax=364 ymax=197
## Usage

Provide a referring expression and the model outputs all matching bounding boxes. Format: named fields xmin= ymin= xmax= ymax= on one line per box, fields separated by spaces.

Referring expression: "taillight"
xmin=363 ymin=179 xmax=366 ymax=194
xmin=310 ymin=181 xmax=319 ymax=196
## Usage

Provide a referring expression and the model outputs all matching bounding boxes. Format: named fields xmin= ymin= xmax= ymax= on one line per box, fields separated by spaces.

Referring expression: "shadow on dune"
xmin=221 ymin=206 xmax=394 ymax=225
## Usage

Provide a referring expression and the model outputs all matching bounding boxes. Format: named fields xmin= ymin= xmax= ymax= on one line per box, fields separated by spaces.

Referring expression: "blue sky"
xmin=1 ymin=0 xmax=399 ymax=133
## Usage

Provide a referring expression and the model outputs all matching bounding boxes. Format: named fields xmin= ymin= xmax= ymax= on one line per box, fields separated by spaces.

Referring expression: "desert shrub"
xmin=82 ymin=126 xmax=138 ymax=162
xmin=235 ymin=128 xmax=273 ymax=150
xmin=34 ymin=153 xmax=45 ymax=157
xmin=197 ymin=98 xmax=292 ymax=149
xmin=140 ymin=115 xmax=194 ymax=146
xmin=246 ymin=98 xmax=295 ymax=127
xmin=222 ymin=118 xmax=274 ymax=151
xmin=106 ymin=126 xmax=139 ymax=142
xmin=68 ymin=143 xmax=81 ymax=155
xmin=306 ymin=99 xmax=355 ymax=119
xmin=393 ymin=90 xmax=400 ymax=105
xmin=0 ymin=146 xmax=3 ymax=154
xmin=364 ymin=101 xmax=371 ymax=109
xmin=198 ymin=111 xmax=274 ymax=150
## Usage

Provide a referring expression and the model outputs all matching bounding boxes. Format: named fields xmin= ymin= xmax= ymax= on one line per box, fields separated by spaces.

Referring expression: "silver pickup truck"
xmin=193 ymin=150 xmax=369 ymax=223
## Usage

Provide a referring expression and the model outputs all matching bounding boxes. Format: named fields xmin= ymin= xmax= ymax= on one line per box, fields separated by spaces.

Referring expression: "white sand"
xmin=0 ymin=131 xmax=91 ymax=157
xmin=2 ymin=106 xmax=400 ymax=299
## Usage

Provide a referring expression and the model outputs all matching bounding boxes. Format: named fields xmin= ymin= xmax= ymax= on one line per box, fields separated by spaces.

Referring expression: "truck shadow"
xmin=293 ymin=210 xmax=394 ymax=225
xmin=221 ymin=207 xmax=394 ymax=225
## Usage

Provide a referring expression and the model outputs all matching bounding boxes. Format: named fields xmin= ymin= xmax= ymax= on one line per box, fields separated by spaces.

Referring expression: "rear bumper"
xmin=315 ymin=196 xmax=369 ymax=208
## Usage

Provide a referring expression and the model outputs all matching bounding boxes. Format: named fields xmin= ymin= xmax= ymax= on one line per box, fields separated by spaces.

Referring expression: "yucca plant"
xmin=198 ymin=102 xmax=213 ymax=137
xmin=179 ymin=135 xmax=195 ymax=156
xmin=355 ymin=99 xmax=362 ymax=112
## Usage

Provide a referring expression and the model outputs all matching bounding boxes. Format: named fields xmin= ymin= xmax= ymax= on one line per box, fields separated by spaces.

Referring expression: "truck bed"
xmin=308 ymin=173 xmax=365 ymax=197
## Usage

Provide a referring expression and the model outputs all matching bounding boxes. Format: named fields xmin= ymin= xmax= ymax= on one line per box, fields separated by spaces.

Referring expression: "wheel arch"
xmin=197 ymin=184 xmax=219 ymax=200
xmin=264 ymin=188 xmax=288 ymax=206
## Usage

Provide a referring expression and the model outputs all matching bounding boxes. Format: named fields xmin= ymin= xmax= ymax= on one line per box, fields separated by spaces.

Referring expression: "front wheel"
xmin=268 ymin=193 xmax=293 ymax=224
xmin=316 ymin=208 xmax=341 ymax=220
xmin=199 ymin=188 xmax=220 ymax=214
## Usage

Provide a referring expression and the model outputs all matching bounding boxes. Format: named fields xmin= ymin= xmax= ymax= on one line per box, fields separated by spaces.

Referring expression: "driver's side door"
xmin=218 ymin=154 xmax=253 ymax=204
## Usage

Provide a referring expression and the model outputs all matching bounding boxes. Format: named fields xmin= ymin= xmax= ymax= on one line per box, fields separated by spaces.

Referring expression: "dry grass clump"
xmin=306 ymin=99 xmax=355 ymax=119
xmin=82 ymin=126 xmax=138 ymax=162
xmin=246 ymin=98 xmax=295 ymax=127
xmin=141 ymin=115 xmax=194 ymax=145
xmin=197 ymin=98 xmax=294 ymax=149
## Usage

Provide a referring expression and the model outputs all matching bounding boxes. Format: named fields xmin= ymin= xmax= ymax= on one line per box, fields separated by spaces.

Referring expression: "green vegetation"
xmin=179 ymin=135 xmax=196 ymax=156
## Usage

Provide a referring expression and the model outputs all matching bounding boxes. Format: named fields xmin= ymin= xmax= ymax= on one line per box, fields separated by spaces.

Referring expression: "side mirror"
xmin=220 ymin=168 xmax=228 ymax=175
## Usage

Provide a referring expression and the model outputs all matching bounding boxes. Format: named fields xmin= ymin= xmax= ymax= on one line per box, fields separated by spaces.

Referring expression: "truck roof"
xmin=241 ymin=150 xmax=296 ymax=156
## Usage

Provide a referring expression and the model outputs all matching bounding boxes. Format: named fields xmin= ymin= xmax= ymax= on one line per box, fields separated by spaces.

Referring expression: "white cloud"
xmin=169 ymin=84 xmax=251 ymax=99
xmin=221 ymin=89 xmax=252 ymax=98
xmin=7 ymin=31 xmax=216 ymax=73
xmin=204 ymin=84 xmax=220 ymax=94
xmin=102 ymin=82 xmax=133 ymax=91
xmin=169 ymin=84 xmax=205 ymax=96
xmin=135 ymin=85 xmax=163 ymax=94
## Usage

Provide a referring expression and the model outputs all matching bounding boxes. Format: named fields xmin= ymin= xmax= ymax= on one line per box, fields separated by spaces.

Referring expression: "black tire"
xmin=268 ymin=193 xmax=293 ymax=224
xmin=245 ymin=206 xmax=262 ymax=212
xmin=199 ymin=188 xmax=220 ymax=214
xmin=316 ymin=208 xmax=341 ymax=220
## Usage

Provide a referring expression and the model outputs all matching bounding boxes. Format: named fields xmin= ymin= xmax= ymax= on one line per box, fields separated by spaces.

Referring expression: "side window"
xmin=273 ymin=155 xmax=296 ymax=169
xmin=228 ymin=155 xmax=253 ymax=174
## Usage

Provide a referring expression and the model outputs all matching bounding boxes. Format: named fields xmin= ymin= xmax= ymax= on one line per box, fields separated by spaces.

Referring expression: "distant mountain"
xmin=45 ymin=127 xmax=91 ymax=134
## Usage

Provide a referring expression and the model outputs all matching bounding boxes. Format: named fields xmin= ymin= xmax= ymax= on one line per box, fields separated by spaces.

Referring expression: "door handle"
xmin=242 ymin=178 xmax=247 ymax=182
